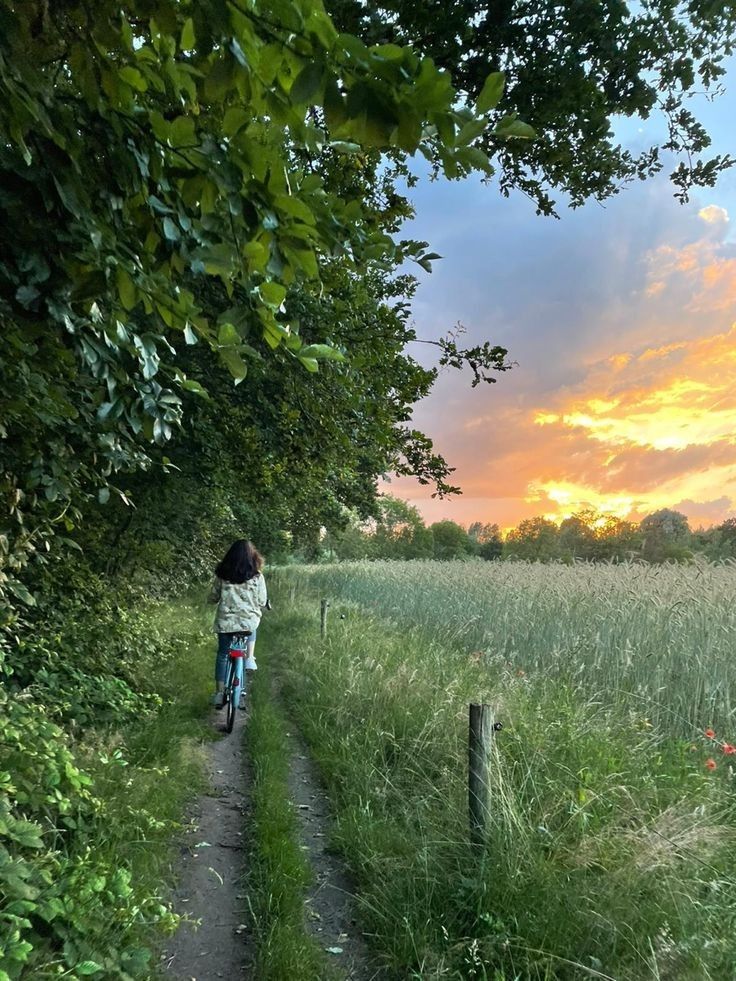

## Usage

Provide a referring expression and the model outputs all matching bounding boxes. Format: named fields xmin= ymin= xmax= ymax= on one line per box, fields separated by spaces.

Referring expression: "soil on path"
xmin=284 ymin=726 xmax=382 ymax=981
xmin=162 ymin=705 xmax=253 ymax=981
xmin=162 ymin=688 xmax=380 ymax=981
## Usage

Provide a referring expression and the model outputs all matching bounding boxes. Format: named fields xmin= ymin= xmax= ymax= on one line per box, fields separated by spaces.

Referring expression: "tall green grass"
xmin=262 ymin=566 xmax=736 ymax=980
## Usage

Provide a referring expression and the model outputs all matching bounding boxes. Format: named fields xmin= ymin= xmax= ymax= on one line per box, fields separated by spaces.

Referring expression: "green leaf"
xmin=243 ymin=241 xmax=268 ymax=270
xmin=370 ymin=43 xmax=406 ymax=62
xmin=116 ymin=268 xmax=136 ymax=311
xmin=476 ymin=71 xmax=505 ymax=113
xmin=230 ymin=38 xmax=249 ymax=68
xmin=76 ymin=962 xmax=103 ymax=976
xmin=223 ymin=107 xmax=250 ymax=137
xmin=290 ymin=62 xmax=325 ymax=104
xmin=324 ymin=75 xmax=348 ymax=128
xmin=169 ymin=116 xmax=197 ymax=147
xmin=457 ymin=117 xmax=487 ymax=146
xmin=7 ymin=581 xmax=35 ymax=606
xmin=119 ymin=66 xmax=148 ymax=92
xmin=305 ymin=8 xmax=338 ymax=48
xmin=218 ymin=322 xmax=240 ymax=346
xmin=494 ymin=117 xmax=536 ymax=139
xmin=97 ymin=399 xmax=123 ymax=422
xmin=260 ymin=282 xmax=287 ymax=307
xmin=194 ymin=243 xmax=235 ymax=277
xmin=275 ymin=195 xmax=316 ymax=225
xmin=338 ymin=33 xmax=369 ymax=64
xmin=329 ymin=141 xmax=361 ymax=154
xmin=220 ymin=348 xmax=248 ymax=383
xmin=299 ymin=344 xmax=346 ymax=361
xmin=456 ymin=145 xmax=494 ymax=174
xmin=163 ymin=217 xmax=180 ymax=241
xmin=12 ymin=822 xmax=44 ymax=849
xmin=98 ymin=487 xmax=110 ymax=504
xmin=183 ymin=323 xmax=198 ymax=345
xmin=16 ymin=285 xmax=39 ymax=308
xmin=180 ymin=18 xmax=196 ymax=51
xmin=181 ymin=379 xmax=209 ymax=397
xmin=298 ymin=355 xmax=319 ymax=372
xmin=148 ymin=194 xmax=172 ymax=214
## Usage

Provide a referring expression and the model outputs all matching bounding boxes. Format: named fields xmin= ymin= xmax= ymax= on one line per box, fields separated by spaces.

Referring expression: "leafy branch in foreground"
xmin=330 ymin=0 xmax=736 ymax=214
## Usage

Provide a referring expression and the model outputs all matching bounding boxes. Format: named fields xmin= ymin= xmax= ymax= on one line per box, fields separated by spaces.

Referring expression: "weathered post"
xmin=320 ymin=598 xmax=328 ymax=638
xmin=468 ymin=704 xmax=496 ymax=846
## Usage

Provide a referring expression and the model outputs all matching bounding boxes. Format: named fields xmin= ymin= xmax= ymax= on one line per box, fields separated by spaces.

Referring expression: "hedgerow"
xmin=0 ymin=562 xmax=211 ymax=979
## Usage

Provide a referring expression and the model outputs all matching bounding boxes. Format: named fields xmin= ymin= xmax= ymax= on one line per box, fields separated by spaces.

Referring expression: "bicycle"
xmin=223 ymin=630 xmax=251 ymax=734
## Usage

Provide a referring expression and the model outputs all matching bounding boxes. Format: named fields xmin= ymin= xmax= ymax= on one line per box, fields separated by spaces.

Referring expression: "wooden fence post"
xmin=320 ymin=598 xmax=328 ymax=638
xmin=468 ymin=704 xmax=498 ymax=846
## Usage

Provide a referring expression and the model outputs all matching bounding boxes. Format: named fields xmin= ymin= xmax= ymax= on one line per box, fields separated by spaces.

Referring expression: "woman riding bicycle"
xmin=209 ymin=539 xmax=268 ymax=708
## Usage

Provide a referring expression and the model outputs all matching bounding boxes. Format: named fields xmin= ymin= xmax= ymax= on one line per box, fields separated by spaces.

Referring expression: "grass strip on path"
xmin=244 ymin=652 xmax=336 ymax=980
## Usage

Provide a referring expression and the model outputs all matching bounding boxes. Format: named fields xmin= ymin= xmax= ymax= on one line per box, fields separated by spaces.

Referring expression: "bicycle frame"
xmin=223 ymin=632 xmax=250 ymax=733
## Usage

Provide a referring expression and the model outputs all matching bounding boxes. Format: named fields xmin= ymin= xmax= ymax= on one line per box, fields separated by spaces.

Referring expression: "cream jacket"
xmin=209 ymin=574 xmax=268 ymax=634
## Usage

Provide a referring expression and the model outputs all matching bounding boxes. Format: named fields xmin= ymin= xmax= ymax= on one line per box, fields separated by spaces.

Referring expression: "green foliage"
xmin=468 ymin=522 xmax=503 ymax=561
xmin=0 ymin=688 xmax=178 ymax=979
xmin=288 ymin=497 xmax=736 ymax=566
xmin=504 ymin=516 xmax=560 ymax=561
xmin=640 ymin=508 xmax=692 ymax=563
xmin=428 ymin=519 xmax=472 ymax=559
xmin=0 ymin=565 xmax=213 ymax=978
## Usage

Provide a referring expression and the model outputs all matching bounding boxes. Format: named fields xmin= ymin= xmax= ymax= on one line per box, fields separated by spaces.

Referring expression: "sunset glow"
xmin=395 ymin=180 xmax=736 ymax=532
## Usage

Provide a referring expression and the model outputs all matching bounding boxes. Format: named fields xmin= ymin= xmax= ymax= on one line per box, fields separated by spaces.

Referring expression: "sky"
xmin=388 ymin=60 xmax=736 ymax=532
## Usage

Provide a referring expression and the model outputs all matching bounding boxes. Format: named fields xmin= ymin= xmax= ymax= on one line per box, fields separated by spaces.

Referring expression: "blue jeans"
xmin=215 ymin=631 xmax=255 ymax=691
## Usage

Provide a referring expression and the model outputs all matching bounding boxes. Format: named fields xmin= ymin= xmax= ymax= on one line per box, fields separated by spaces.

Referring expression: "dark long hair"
xmin=215 ymin=539 xmax=264 ymax=583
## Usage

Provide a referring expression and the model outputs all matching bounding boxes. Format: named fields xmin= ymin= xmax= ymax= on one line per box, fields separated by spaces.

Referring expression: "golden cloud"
xmin=698 ymin=204 xmax=729 ymax=225
xmin=531 ymin=323 xmax=736 ymax=521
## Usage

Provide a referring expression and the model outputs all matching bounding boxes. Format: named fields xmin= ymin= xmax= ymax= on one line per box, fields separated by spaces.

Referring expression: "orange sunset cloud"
xmin=532 ymin=323 xmax=736 ymax=521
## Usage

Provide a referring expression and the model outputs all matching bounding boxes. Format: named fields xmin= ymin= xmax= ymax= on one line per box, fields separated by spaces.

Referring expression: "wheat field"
xmin=278 ymin=558 xmax=736 ymax=733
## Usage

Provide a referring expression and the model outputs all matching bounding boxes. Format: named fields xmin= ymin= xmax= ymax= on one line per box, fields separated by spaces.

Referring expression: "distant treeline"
xmin=311 ymin=496 xmax=736 ymax=564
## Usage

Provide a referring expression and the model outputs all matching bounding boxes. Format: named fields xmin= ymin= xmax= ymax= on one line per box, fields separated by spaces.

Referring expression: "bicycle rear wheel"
xmin=225 ymin=662 xmax=237 ymax=733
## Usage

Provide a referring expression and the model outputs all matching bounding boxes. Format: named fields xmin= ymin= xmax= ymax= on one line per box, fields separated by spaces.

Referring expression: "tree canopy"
xmin=331 ymin=0 xmax=736 ymax=213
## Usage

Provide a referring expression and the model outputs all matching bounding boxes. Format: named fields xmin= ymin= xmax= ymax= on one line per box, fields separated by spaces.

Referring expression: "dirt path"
xmin=284 ymin=726 xmax=382 ymax=981
xmin=162 ymin=705 xmax=253 ymax=981
xmin=162 ymin=690 xmax=379 ymax=981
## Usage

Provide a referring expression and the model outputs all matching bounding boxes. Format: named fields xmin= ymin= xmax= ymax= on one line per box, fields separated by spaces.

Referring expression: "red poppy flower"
xmin=705 ymin=728 xmax=716 ymax=739
xmin=723 ymin=744 xmax=736 ymax=755
xmin=705 ymin=758 xmax=717 ymax=770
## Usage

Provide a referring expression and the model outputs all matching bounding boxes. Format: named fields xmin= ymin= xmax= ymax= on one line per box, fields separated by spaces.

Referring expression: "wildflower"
xmin=723 ymin=744 xmax=736 ymax=755
xmin=705 ymin=758 xmax=717 ymax=770
xmin=705 ymin=728 xmax=716 ymax=739
xmin=517 ymin=669 xmax=525 ymax=677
